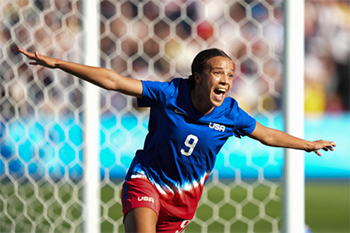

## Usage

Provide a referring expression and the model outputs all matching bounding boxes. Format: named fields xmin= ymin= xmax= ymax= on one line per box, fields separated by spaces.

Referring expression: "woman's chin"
xmin=212 ymin=96 xmax=225 ymax=107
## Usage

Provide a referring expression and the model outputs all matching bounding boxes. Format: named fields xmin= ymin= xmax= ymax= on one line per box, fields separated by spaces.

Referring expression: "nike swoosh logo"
xmin=174 ymin=109 xmax=188 ymax=116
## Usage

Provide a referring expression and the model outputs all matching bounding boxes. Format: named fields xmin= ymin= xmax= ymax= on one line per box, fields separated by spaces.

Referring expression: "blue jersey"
xmin=125 ymin=78 xmax=256 ymax=218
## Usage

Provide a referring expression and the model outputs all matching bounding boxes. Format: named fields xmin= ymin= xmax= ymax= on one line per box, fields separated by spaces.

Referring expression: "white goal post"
xmin=283 ymin=0 xmax=305 ymax=232
xmin=82 ymin=1 xmax=100 ymax=233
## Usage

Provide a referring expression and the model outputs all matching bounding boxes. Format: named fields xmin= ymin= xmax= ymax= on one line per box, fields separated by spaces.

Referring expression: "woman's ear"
xmin=194 ymin=72 xmax=201 ymax=84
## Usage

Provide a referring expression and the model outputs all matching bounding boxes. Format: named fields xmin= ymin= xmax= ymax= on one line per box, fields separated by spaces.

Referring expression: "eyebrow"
xmin=210 ymin=67 xmax=235 ymax=71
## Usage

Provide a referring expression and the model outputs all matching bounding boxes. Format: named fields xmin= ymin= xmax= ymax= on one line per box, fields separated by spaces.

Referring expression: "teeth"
xmin=217 ymin=88 xmax=226 ymax=93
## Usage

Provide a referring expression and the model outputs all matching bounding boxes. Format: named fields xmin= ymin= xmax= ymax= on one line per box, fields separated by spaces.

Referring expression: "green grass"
xmin=305 ymin=181 xmax=350 ymax=233
xmin=0 ymin=180 xmax=349 ymax=233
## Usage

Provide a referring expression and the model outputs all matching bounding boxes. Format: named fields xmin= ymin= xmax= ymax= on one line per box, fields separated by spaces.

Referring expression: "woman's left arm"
xmin=248 ymin=121 xmax=336 ymax=156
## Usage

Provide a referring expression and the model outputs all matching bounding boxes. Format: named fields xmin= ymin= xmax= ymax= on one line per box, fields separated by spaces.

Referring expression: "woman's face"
xmin=193 ymin=56 xmax=234 ymax=113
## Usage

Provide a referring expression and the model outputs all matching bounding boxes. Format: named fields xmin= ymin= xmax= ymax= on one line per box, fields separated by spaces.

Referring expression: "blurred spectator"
xmin=304 ymin=0 xmax=350 ymax=113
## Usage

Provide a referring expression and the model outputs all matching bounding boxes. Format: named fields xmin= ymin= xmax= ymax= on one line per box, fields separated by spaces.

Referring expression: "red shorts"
xmin=121 ymin=178 xmax=191 ymax=233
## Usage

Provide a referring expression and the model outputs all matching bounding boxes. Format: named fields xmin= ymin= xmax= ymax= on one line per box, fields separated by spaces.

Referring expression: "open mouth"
xmin=213 ymin=88 xmax=226 ymax=101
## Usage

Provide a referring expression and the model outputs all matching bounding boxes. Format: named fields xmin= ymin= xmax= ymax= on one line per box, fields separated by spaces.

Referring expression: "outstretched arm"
xmin=248 ymin=121 xmax=336 ymax=156
xmin=18 ymin=47 xmax=143 ymax=97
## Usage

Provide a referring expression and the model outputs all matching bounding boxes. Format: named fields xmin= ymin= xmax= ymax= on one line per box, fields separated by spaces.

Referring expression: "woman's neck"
xmin=190 ymin=89 xmax=214 ymax=115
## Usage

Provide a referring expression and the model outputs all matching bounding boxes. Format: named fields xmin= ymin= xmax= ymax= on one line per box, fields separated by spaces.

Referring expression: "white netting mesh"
xmin=1 ymin=0 xmax=286 ymax=232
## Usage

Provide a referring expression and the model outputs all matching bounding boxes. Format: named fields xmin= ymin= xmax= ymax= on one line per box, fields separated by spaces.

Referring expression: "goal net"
xmin=1 ymin=0 xmax=284 ymax=232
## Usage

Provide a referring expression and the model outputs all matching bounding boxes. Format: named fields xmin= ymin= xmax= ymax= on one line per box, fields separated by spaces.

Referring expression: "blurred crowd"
xmin=0 ymin=0 xmax=349 ymax=120
xmin=304 ymin=0 xmax=349 ymax=113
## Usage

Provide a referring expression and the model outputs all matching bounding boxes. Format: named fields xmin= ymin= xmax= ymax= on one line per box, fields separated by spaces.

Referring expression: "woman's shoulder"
xmin=223 ymin=96 xmax=239 ymax=109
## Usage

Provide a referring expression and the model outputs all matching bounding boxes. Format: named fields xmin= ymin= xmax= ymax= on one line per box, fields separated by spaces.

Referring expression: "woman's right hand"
xmin=18 ymin=47 xmax=58 ymax=69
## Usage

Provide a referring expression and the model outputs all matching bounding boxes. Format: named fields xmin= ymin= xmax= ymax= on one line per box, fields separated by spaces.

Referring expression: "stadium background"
xmin=0 ymin=0 xmax=349 ymax=232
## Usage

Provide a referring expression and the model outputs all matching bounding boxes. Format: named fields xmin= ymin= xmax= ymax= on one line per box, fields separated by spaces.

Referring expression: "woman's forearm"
xmin=56 ymin=60 xmax=117 ymax=90
xmin=258 ymin=128 xmax=313 ymax=151
xmin=249 ymin=121 xmax=335 ymax=156
xmin=18 ymin=47 xmax=143 ymax=97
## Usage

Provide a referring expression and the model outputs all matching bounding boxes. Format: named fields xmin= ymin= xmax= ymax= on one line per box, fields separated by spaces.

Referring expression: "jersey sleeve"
xmin=231 ymin=100 xmax=257 ymax=138
xmin=137 ymin=80 xmax=176 ymax=108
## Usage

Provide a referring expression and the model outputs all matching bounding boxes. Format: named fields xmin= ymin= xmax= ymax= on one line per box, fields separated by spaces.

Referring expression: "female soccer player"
xmin=18 ymin=47 xmax=335 ymax=233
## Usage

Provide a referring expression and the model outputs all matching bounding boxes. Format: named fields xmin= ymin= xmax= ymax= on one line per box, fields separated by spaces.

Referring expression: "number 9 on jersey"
xmin=180 ymin=134 xmax=198 ymax=156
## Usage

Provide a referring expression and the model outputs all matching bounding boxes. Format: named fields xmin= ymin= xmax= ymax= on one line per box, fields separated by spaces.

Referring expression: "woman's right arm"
xmin=18 ymin=47 xmax=143 ymax=98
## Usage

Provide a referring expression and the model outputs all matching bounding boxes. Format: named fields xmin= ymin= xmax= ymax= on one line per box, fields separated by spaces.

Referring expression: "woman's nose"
xmin=220 ymin=74 xmax=229 ymax=84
